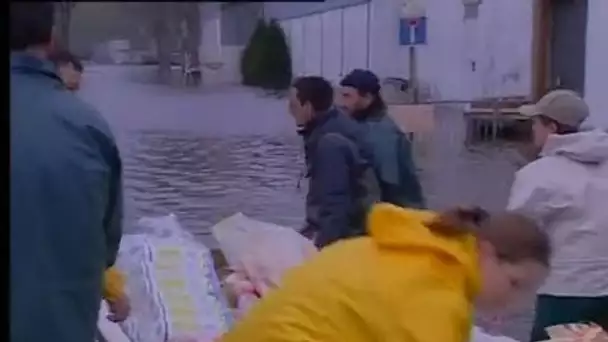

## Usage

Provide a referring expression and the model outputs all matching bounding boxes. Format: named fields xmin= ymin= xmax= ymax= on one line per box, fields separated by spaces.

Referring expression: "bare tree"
xmin=55 ymin=2 xmax=77 ymax=49
xmin=126 ymin=2 xmax=178 ymax=84
xmin=180 ymin=2 xmax=202 ymax=83
xmin=151 ymin=3 xmax=174 ymax=84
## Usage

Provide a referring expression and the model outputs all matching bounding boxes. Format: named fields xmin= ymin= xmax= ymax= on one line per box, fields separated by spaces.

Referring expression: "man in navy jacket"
xmin=289 ymin=76 xmax=379 ymax=248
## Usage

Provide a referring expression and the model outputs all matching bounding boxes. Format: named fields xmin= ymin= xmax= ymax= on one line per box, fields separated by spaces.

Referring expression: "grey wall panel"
xmin=342 ymin=4 xmax=369 ymax=73
xmin=264 ymin=0 xmax=370 ymax=21
xmin=303 ymin=14 xmax=323 ymax=76
xmin=321 ymin=9 xmax=343 ymax=84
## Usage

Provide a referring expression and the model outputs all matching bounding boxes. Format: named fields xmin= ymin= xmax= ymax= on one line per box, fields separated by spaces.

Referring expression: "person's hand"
xmin=107 ymin=294 xmax=131 ymax=322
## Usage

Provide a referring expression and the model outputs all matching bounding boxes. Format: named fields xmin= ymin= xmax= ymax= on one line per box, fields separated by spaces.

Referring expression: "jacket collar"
xmin=352 ymin=101 xmax=386 ymax=122
xmin=299 ymin=107 xmax=338 ymax=138
xmin=11 ymin=52 xmax=62 ymax=83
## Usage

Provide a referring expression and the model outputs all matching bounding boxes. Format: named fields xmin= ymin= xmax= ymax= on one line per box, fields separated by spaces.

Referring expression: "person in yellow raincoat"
xmin=220 ymin=204 xmax=551 ymax=342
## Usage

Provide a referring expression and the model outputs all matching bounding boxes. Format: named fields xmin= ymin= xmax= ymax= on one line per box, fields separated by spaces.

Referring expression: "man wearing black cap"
xmin=289 ymin=76 xmax=380 ymax=248
xmin=339 ymin=69 xmax=425 ymax=209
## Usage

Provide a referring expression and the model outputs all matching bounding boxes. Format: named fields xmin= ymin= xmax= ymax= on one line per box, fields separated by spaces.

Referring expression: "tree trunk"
xmin=150 ymin=2 xmax=173 ymax=84
xmin=184 ymin=2 xmax=201 ymax=71
xmin=55 ymin=2 xmax=75 ymax=49
xmin=177 ymin=2 xmax=202 ymax=87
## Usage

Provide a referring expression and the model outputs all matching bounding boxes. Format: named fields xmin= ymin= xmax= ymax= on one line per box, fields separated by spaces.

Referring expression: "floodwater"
xmin=80 ymin=65 xmax=533 ymax=340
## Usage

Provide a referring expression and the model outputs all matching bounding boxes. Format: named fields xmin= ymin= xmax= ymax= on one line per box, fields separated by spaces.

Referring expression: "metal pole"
xmin=409 ymin=45 xmax=419 ymax=104
xmin=408 ymin=23 xmax=419 ymax=104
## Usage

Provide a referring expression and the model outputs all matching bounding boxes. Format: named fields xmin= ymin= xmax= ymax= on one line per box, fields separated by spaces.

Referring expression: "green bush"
xmin=240 ymin=18 xmax=292 ymax=90
xmin=240 ymin=19 xmax=268 ymax=86
xmin=260 ymin=19 xmax=292 ymax=90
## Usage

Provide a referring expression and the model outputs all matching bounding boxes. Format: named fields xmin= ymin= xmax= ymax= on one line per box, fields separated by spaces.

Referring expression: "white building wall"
xmin=280 ymin=3 xmax=371 ymax=83
xmin=210 ymin=0 xmax=606 ymax=128
xmin=369 ymin=0 xmax=534 ymax=101
xmin=321 ymin=9 xmax=343 ymax=84
xmin=584 ymin=0 xmax=608 ymax=128
xmin=280 ymin=0 xmax=535 ymax=101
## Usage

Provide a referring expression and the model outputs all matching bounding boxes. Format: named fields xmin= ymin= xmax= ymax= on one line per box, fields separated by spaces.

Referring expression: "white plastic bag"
xmin=471 ymin=326 xmax=521 ymax=342
xmin=116 ymin=215 xmax=233 ymax=342
xmin=211 ymin=213 xmax=316 ymax=314
xmin=211 ymin=213 xmax=316 ymax=271
xmin=136 ymin=213 xmax=197 ymax=242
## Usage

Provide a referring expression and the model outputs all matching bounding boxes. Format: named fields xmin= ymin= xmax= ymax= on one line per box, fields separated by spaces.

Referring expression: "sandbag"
xmin=211 ymin=213 xmax=316 ymax=316
xmin=116 ymin=215 xmax=233 ymax=342
xmin=211 ymin=213 xmax=315 ymax=278
xmin=471 ymin=327 xmax=520 ymax=342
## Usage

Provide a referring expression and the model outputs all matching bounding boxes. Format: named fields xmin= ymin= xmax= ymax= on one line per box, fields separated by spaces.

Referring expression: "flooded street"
xmin=81 ymin=65 xmax=532 ymax=340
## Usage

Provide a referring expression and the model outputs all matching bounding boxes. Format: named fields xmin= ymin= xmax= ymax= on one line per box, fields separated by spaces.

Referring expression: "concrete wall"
xmin=277 ymin=0 xmax=535 ymax=101
xmin=368 ymin=0 xmax=534 ymax=101
xmin=203 ymin=0 xmax=607 ymax=128
xmin=264 ymin=0 xmax=369 ymax=20
xmin=280 ymin=3 xmax=371 ymax=84
xmin=584 ymin=0 xmax=608 ymax=128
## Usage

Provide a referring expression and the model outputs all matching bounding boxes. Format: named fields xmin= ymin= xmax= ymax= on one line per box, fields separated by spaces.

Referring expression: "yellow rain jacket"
xmin=220 ymin=204 xmax=481 ymax=342
xmin=103 ymin=266 xmax=126 ymax=303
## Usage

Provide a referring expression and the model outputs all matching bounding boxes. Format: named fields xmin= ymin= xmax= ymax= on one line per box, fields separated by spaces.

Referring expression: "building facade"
xmin=199 ymin=0 xmax=607 ymax=128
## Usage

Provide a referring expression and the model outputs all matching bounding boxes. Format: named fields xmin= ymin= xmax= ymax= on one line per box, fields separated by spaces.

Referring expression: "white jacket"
xmin=507 ymin=130 xmax=608 ymax=297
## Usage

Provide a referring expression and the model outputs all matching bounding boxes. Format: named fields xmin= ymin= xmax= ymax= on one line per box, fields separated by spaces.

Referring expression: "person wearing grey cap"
xmin=339 ymin=69 xmax=425 ymax=209
xmin=507 ymin=90 xmax=608 ymax=341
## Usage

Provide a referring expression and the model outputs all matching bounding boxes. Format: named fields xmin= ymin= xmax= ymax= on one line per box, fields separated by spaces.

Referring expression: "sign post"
xmin=408 ymin=19 xmax=419 ymax=103
xmin=400 ymin=0 xmax=427 ymax=104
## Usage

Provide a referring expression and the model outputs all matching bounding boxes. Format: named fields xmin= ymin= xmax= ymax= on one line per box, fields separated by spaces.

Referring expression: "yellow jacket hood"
xmin=368 ymin=203 xmax=481 ymax=299
xmin=220 ymin=203 xmax=481 ymax=342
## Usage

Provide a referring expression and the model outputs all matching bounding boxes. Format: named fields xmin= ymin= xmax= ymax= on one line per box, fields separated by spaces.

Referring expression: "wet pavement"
xmin=80 ymin=65 xmax=533 ymax=340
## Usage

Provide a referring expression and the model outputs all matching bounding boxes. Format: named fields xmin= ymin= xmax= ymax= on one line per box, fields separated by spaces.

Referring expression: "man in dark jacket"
xmin=339 ymin=69 xmax=426 ymax=209
xmin=290 ymin=76 xmax=379 ymax=248
xmin=10 ymin=4 xmax=123 ymax=342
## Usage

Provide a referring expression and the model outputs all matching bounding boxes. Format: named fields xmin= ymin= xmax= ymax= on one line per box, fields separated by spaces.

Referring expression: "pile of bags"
xmin=115 ymin=214 xmax=233 ymax=342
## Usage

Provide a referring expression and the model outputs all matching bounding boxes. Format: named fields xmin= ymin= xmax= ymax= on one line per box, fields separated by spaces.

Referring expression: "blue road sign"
xmin=399 ymin=17 xmax=427 ymax=46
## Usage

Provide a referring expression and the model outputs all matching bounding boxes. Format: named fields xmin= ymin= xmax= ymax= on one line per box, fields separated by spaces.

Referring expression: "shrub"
xmin=239 ymin=18 xmax=292 ymax=90
xmin=240 ymin=19 xmax=268 ymax=86
xmin=259 ymin=19 xmax=292 ymax=90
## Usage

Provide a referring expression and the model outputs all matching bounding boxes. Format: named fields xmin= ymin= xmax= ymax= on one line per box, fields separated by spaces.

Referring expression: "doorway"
xmin=532 ymin=0 xmax=588 ymax=99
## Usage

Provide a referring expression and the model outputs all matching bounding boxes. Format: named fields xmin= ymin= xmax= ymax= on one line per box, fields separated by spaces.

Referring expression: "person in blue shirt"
xmin=10 ymin=3 xmax=123 ymax=342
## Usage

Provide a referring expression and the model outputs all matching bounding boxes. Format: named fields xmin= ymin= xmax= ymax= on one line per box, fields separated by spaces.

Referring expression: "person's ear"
xmin=304 ymin=102 xmax=314 ymax=118
xmin=548 ymin=121 xmax=559 ymax=134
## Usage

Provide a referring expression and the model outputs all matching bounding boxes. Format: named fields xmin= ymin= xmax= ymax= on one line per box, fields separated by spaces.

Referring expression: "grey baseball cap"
xmin=518 ymin=89 xmax=589 ymax=127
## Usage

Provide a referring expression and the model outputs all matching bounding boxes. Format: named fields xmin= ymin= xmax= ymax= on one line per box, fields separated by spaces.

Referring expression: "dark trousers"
xmin=530 ymin=294 xmax=608 ymax=341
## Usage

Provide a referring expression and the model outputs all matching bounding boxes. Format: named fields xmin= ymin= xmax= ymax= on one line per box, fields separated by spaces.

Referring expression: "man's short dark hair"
xmin=10 ymin=3 xmax=55 ymax=51
xmin=49 ymin=50 xmax=84 ymax=73
xmin=292 ymin=76 xmax=334 ymax=112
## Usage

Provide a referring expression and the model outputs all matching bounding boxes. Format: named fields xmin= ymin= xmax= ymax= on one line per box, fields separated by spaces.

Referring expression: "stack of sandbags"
xmin=116 ymin=215 xmax=233 ymax=342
